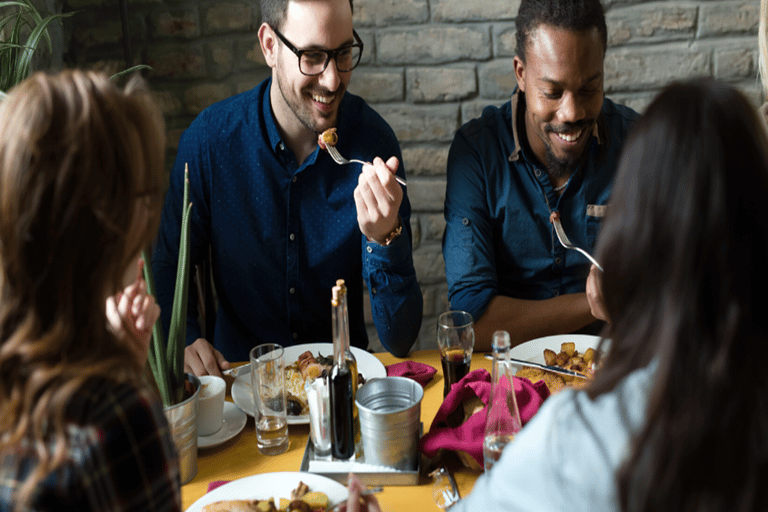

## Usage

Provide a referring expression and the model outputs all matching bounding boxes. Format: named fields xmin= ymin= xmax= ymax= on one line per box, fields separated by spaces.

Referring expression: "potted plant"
xmin=142 ymin=166 xmax=200 ymax=484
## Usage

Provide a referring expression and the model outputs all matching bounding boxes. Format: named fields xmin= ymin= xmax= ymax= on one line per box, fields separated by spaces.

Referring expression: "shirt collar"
xmin=508 ymin=88 xmax=605 ymax=163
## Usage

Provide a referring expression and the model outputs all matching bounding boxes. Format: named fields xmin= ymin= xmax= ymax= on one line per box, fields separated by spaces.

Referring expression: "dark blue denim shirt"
xmin=153 ymin=78 xmax=422 ymax=360
xmin=443 ymin=90 xmax=640 ymax=322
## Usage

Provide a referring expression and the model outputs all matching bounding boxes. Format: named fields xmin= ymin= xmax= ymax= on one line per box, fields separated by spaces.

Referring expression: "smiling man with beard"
xmin=152 ymin=0 xmax=422 ymax=375
xmin=442 ymin=0 xmax=639 ymax=351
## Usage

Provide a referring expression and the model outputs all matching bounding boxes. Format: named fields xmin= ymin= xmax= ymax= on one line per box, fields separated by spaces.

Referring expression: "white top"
xmin=453 ymin=364 xmax=654 ymax=512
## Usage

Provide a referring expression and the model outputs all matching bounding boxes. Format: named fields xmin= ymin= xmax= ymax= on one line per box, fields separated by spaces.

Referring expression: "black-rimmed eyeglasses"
xmin=272 ymin=27 xmax=364 ymax=76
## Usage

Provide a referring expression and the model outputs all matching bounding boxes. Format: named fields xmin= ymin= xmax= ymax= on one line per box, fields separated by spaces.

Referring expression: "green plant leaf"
xmin=110 ymin=64 xmax=152 ymax=80
xmin=143 ymin=249 xmax=173 ymax=407
xmin=13 ymin=11 xmax=73 ymax=87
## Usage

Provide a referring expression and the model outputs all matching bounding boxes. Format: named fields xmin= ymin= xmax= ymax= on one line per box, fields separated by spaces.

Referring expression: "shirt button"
xmin=293 ymin=332 xmax=298 ymax=339
xmin=278 ymin=142 xmax=285 ymax=151
xmin=555 ymin=257 xmax=562 ymax=265
xmin=371 ymin=288 xmax=377 ymax=295
xmin=462 ymin=218 xmax=469 ymax=226
xmin=292 ymin=176 xmax=297 ymax=183
xmin=289 ymin=287 xmax=295 ymax=294
xmin=366 ymin=246 xmax=373 ymax=253
xmin=553 ymin=289 xmax=560 ymax=297
xmin=535 ymin=168 xmax=542 ymax=177
xmin=289 ymin=233 xmax=295 ymax=241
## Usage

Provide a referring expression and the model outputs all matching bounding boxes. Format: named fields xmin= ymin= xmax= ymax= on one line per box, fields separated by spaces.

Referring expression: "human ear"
xmin=513 ymin=55 xmax=526 ymax=92
xmin=258 ymin=23 xmax=278 ymax=68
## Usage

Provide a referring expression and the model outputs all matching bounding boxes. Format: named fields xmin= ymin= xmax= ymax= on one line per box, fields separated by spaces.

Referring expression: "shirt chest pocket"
xmin=585 ymin=204 xmax=606 ymax=249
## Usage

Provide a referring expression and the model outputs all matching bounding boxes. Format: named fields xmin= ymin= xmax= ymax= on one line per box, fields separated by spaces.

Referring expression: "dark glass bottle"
xmin=329 ymin=280 xmax=355 ymax=460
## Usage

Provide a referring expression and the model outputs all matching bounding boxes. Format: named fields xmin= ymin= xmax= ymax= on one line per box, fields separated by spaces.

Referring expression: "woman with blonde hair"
xmin=0 ymin=70 xmax=179 ymax=511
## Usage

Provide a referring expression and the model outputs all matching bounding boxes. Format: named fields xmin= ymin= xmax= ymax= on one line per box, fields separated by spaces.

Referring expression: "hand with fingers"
xmin=331 ymin=474 xmax=382 ymax=512
xmin=106 ymin=258 xmax=161 ymax=367
xmin=586 ymin=264 xmax=610 ymax=322
xmin=354 ymin=156 xmax=403 ymax=246
xmin=184 ymin=338 xmax=231 ymax=377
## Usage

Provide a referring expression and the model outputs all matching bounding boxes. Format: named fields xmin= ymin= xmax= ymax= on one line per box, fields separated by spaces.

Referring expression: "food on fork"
xmin=515 ymin=342 xmax=598 ymax=394
xmin=549 ymin=211 xmax=560 ymax=224
xmin=317 ymin=128 xmax=338 ymax=151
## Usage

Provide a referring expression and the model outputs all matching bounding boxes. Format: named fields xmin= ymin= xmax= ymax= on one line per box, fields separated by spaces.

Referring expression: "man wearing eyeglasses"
xmin=152 ymin=0 xmax=423 ymax=376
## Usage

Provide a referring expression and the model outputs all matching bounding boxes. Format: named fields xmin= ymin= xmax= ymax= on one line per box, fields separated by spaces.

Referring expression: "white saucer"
xmin=198 ymin=402 xmax=247 ymax=449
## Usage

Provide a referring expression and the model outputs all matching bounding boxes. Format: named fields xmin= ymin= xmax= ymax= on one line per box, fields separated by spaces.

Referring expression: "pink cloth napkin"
xmin=386 ymin=360 xmax=437 ymax=387
xmin=207 ymin=481 xmax=229 ymax=493
xmin=419 ymin=368 xmax=550 ymax=468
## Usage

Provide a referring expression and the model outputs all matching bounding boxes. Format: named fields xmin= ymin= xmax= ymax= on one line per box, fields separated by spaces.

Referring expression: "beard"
xmin=543 ymin=120 xmax=594 ymax=179
xmin=275 ymin=68 xmax=341 ymax=135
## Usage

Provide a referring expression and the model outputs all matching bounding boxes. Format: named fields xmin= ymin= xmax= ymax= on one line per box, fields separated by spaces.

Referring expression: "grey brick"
xmin=406 ymin=178 xmax=447 ymax=212
xmin=494 ymin=23 xmax=517 ymax=58
xmin=607 ymin=3 xmax=696 ymax=46
xmin=421 ymin=213 xmax=447 ymax=242
xmin=431 ymin=0 xmax=519 ymax=22
xmin=152 ymin=89 xmax=184 ymax=116
xmin=478 ymin=58 xmax=516 ymax=99
xmin=401 ymin=144 xmax=451 ymax=177
xmin=413 ymin=243 xmax=446 ymax=282
xmin=348 ymin=68 xmax=404 ymax=103
xmin=147 ymin=44 xmax=207 ymax=79
xmin=354 ymin=0 xmax=428 ymax=27
xmin=206 ymin=40 xmax=234 ymax=79
xmin=201 ymin=3 xmax=254 ymax=35
xmin=608 ymin=92 xmax=655 ymax=115
xmin=698 ymin=2 xmax=759 ymax=38
xmin=235 ymin=35 xmax=267 ymax=71
xmin=604 ymin=46 xmax=710 ymax=92
xmin=152 ymin=8 xmax=200 ymax=39
xmin=376 ymin=104 xmax=460 ymax=142
xmin=377 ymin=26 xmax=491 ymax=65
xmin=407 ymin=66 xmax=477 ymax=103
xmin=714 ymin=47 xmax=757 ymax=80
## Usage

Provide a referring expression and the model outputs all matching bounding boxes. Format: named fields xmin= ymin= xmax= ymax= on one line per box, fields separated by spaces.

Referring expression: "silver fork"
xmin=552 ymin=215 xmax=603 ymax=271
xmin=325 ymin=144 xmax=407 ymax=187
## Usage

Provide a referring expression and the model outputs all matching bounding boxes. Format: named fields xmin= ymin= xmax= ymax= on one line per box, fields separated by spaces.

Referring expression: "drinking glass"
xmin=437 ymin=311 xmax=475 ymax=397
xmin=250 ymin=343 xmax=290 ymax=455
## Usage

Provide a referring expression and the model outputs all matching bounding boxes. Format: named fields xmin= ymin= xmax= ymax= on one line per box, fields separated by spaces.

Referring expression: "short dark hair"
xmin=515 ymin=0 xmax=607 ymax=63
xmin=261 ymin=0 xmax=354 ymax=31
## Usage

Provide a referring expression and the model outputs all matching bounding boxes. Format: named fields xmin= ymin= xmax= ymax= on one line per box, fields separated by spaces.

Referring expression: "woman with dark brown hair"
xmin=451 ymin=78 xmax=768 ymax=510
xmin=0 ymin=70 xmax=178 ymax=511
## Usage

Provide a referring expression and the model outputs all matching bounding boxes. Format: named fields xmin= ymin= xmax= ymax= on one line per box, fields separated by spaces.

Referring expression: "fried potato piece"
xmin=543 ymin=349 xmax=557 ymax=366
xmin=561 ymin=342 xmax=575 ymax=357
xmin=583 ymin=347 xmax=595 ymax=365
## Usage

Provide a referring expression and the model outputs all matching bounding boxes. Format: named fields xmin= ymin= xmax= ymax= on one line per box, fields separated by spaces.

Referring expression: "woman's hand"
xmin=586 ymin=264 xmax=609 ymax=322
xmin=334 ymin=474 xmax=382 ymax=512
xmin=106 ymin=258 xmax=160 ymax=366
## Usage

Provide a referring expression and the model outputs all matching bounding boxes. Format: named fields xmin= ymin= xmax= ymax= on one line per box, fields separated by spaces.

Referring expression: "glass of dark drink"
xmin=437 ymin=311 xmax=475 ymax=397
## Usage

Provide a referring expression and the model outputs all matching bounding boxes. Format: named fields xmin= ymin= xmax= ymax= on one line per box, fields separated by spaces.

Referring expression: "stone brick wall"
xmin=62 ymin=0 xmax=760 ymax=353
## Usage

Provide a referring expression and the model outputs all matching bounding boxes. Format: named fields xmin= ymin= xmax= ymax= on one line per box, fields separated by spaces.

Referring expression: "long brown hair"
xmin=588 ymin=78 xmax=768 ymax=511
xmin=0 ymin=70 xmax=165 ymax=508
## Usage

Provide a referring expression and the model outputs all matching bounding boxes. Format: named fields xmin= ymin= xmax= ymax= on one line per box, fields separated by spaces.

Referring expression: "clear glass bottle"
xmin=483 ymin=330 xmax=522 ymax=472
xmin=329 ymin=279 xmax=355 ymax=460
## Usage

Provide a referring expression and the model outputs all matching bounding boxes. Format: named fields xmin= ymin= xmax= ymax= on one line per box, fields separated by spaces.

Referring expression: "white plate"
xmin=185 ymin=471 xmax=347 ymax=512
xmin=198 ymin=402 xmax=247 ymax=449
xmin=509 ymin=334 xmax=609 ymax=365
xmin=231 ymin=343 xmax=386 ymax=424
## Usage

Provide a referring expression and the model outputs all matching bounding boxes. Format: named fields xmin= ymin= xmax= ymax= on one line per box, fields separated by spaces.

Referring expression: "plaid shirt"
xmin=0 ymin=378 xmax=181 ymax=512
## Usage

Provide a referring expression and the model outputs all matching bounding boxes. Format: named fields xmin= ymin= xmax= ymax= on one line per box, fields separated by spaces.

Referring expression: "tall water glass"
xmin=250 ymin=343 xmax=290 ymax=455
xmin=437 ymin=311 xmax=475 ymax=397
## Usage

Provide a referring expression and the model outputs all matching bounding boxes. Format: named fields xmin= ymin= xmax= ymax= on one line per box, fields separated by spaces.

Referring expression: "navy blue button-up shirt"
xmin=443 ymin=90 xmax=639 ymax=322
xmin=152 ymin=78 xmax=422 ymax=361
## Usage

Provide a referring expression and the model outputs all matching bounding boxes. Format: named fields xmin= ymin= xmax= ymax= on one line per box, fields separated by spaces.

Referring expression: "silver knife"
xmin=222 ymin=363 xmax=250 ymax=378
xmin=483 ymin=354 xmax=587 ymax=379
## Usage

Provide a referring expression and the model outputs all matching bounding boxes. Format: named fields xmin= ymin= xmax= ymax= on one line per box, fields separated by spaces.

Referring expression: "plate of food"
xmin=231 ymin=343 xmax=386 ymax=424
xmin=510 ymin=334 xmax=610 ymax=394
xmin=185 ymin=471 xmax=346 ymax=512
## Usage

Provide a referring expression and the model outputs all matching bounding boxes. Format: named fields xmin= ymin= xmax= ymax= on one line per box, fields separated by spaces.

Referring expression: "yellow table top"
xmin=182 ymin=349 xmax=492 ymax=510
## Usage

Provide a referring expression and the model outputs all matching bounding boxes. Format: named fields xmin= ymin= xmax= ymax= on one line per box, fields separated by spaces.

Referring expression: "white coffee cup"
xmin=197 ymin=375 xmax=226 ymax=436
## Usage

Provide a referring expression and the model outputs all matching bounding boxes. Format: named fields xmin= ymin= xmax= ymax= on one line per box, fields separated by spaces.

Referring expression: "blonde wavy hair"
xmin=0 ymin=70 xmax=165 ymax=508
